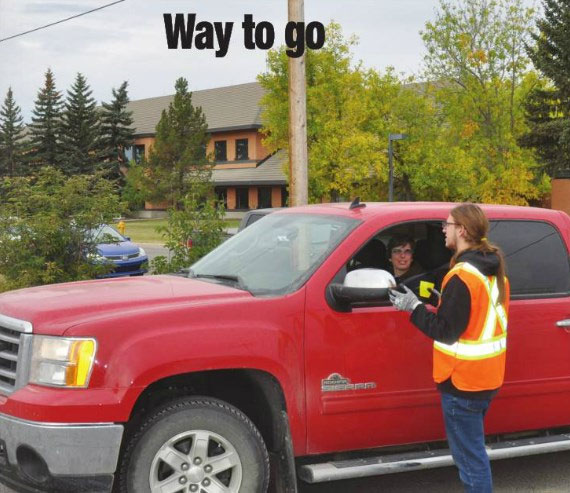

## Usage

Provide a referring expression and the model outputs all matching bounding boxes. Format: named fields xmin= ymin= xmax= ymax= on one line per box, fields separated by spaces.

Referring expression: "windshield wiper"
xmin=189 ymin=272 xmax=250 ymax=293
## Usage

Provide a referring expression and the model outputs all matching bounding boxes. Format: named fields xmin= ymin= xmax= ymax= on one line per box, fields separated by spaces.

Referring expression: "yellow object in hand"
xmin=419 ymin=280 xmax=435 ymax=298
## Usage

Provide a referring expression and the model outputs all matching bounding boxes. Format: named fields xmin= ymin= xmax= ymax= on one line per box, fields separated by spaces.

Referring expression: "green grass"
xmin=120 ymin=218 xmax=240 ymax=244
xmin=225 ymin=219 xmax=240 ymax=228
xmin=120 ymin=219 xmax=168 ymax=243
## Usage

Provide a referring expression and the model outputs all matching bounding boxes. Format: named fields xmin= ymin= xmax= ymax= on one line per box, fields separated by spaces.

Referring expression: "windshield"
xmin=190 ymin=213 xmax=360 ymax=296
xmin=91 ymin=225 xmax=125 ymax=243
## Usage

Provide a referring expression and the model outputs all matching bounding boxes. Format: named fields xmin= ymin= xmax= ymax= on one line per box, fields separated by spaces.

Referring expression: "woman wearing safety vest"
xmin=389 ymin=203 xmax=509 ymax=493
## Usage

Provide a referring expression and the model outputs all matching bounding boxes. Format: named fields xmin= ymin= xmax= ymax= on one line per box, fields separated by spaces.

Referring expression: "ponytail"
xmin=449 ymin=204 xmax=508 ymax=304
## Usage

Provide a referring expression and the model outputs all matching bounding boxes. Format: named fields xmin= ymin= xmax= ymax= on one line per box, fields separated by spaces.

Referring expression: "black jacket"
xmin=410 ymin=249 xmax=502 ymax=399
xmin=388 ymin=261 xmax=424 ymax=284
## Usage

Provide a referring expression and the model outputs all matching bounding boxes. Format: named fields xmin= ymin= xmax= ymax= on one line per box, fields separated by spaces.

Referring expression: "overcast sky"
xmin=0 ymin=0 xmax=537 ymax=122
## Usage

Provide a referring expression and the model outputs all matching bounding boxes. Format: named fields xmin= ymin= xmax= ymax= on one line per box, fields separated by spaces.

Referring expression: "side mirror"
xmin=327 ymin=269 xmax=396 ymax=312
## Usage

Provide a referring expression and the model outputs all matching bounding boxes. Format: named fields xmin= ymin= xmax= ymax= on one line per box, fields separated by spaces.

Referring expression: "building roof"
xmin=212 ymin=150 xmax=287 ymax=186
xmin=128 ymin=81 xmax=265 ymax=136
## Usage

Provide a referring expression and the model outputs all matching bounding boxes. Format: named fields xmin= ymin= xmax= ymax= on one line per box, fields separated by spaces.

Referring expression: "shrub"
xmin=151 ymin=191 xmax=226 ymax=274
xmin=0 ymin=167 xmax=124 ymax=291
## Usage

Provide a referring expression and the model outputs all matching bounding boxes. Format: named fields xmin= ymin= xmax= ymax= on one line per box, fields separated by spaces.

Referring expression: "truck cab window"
xmin=489 ymin=220 xmax=570 ymax=298
xmin=341 ymin=221 xmax=451 ymax=305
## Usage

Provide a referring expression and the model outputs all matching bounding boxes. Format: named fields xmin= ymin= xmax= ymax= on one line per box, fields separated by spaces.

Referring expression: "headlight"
xmin=29 ymin=336 xmax=97 ymax=388
xmin=87 ymin=252 xmax=106 ymax=262
xmin=138 ymin=247 xmax=146 ymax=257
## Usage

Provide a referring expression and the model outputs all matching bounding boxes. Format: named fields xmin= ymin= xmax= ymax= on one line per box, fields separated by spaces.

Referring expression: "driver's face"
xmin=390 ymin=242 xmax=413 ymax=273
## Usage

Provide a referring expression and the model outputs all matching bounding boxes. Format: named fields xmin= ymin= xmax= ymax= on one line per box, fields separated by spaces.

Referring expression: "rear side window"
xmin=246 ymin=214 xmax=263 ymax=227
xmin=489 ymin=220 xmax=570 ymax=297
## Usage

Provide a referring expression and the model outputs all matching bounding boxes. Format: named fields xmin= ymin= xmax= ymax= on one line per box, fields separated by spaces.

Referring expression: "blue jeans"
xmin=440 ymin=392 xmax=493 ymax=493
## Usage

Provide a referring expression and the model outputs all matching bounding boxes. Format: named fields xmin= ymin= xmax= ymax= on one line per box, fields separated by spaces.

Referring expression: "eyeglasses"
xmin=392 ymin=248 xmax=413 ymax=256
xmin=442 ymin=221 xmax=460 ymax=230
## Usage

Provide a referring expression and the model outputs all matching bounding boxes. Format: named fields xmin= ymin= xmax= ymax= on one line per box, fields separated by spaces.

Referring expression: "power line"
xmin=0 ymin=0 xmax=126 ymax=44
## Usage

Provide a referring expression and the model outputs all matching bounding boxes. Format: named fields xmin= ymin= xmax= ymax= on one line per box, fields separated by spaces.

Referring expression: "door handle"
xmin=556 ymin=319 xmax=570 ymax=327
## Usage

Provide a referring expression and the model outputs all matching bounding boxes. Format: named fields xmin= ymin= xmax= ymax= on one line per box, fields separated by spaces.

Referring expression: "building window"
xmin=236 ymin=187 xmax=249 ymax=209
xmin=281 ymin=186 xmax=289 ymax=207
xmin=258 ymin=187 xmax=272 ymax=208
xmin=215 ymin=141 xmax=227 ymax=161
xmin=125 ymin=145 xmax=145 ymax=164
xmin=215 ymin=187 xmax=227 ymax=209
xmin=133 ymin=145 xmax=145 ymax=164
xmin=236 ymin=139 xmax=249 ymax=161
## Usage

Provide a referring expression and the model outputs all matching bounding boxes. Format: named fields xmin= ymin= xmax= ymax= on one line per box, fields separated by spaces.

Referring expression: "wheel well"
xmin=127 ymin=369 xmax=288 ymax=453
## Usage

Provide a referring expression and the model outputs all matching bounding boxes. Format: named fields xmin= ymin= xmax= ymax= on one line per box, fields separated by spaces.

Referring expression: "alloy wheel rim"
xmin=149 ymin=429 xmax=242 ymax=492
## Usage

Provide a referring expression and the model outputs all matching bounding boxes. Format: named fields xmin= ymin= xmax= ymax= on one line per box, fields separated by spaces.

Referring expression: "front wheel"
xmin=117 ymin=397 xmax=270 ymax=493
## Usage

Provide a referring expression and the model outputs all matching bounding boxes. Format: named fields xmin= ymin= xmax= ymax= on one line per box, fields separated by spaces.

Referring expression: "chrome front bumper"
xmin=0 ymin=412 xmax=123 ymax=476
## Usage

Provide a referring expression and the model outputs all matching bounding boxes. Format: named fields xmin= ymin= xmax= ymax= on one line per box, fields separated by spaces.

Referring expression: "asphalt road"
xmin=139 ymin=242 xmax=170 ymax=263
xmin=1 ymin=451 xmax=570 ymax=492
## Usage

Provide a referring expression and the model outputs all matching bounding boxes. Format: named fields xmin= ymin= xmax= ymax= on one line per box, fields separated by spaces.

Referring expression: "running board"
xmin=298 ymin=433 xmax=570 ymax=483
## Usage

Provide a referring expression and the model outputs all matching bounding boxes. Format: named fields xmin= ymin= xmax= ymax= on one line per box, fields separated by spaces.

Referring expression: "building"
xmin=125 ymin=82 xmax=288 ymax=212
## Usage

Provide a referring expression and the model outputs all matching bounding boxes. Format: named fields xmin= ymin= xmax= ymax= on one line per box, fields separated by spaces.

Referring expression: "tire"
xmin=117 ymin=397 xmax=270 ymax=493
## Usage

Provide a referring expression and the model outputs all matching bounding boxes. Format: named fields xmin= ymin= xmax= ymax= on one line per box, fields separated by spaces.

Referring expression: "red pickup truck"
xmin=1 ymin=202 xmax=570 ymax=493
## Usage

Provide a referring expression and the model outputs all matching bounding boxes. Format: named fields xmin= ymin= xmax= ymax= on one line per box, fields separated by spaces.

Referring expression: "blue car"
xmin=91 ymin=225 xmax=148 ymax=278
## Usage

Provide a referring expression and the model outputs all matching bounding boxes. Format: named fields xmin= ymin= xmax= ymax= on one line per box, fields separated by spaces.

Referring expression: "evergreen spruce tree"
xmin=59 ymin=73 xmax=101 ymax=175
xmin=29 ymin=68 xmax=63 ymax=168
xmin=531 ymin=0 xmax=570 ymax=96
xmin=519 ymin=84 xmax=569 ymax=176
xmin=0 ymin=87 xmax=25 ymax=177
xmin=523 ymin=0 xmax=570 ymax=174
xmin=145 ymin=77 xmax=211 ymax=208
xmin=99 ymin=81 xmax=135 ymax=181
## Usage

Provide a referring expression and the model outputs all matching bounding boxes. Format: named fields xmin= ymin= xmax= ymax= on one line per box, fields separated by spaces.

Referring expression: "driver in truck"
xmin=386 ymin=235 xmax=424 ymax=284
xmin=389 ymin=203 xmax=510 ymax=493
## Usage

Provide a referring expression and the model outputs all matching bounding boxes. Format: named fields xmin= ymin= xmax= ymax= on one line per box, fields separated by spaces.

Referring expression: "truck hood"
xmin=0 ymin=275 xmax=251 ymax=335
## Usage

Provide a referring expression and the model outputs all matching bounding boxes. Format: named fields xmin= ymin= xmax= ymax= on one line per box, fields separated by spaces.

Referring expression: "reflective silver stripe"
xmin=434 ymin=336 xmax=506 ymax=359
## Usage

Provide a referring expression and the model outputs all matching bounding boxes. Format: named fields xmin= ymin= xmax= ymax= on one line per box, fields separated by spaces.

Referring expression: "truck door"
xmin=484 ymin=220 xmax=570 ymax=433
xmin=303 ymin=222 xmax=448 ymax=455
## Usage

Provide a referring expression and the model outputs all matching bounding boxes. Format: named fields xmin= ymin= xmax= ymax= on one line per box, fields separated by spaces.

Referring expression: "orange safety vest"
xmin=433 ymin=261 xmax=509 ymax=391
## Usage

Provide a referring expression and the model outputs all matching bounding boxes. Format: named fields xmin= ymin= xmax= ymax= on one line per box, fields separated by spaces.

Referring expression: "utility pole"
xmin=288 ymin=0 xmax=308 ymax=206
xmin=388 ymin=133 xmax=407 ymax=202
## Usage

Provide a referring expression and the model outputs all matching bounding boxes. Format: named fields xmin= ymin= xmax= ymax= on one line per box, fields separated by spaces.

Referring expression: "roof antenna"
xmin=349 ymin=197 xmax=366 ymax=210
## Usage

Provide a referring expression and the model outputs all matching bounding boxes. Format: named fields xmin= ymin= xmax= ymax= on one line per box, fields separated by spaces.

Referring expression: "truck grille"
xmin=0 ymin=314 xmax=32 ymax=396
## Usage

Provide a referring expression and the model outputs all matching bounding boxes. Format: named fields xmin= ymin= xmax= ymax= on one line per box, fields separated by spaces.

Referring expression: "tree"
xmin=529 ymin=0 xmax=570 ymax=96
xmin=259 ymin=22 xmax=506 ymax=203
xmin=260 ymin=15 xmax=545 ymax=204
xmin=522 ymin=0 xmax=570 ymax=175
xmin=422 ymin=0 xmax=535 ymax=135
xmin=59 ymin=73 xmax=101 ymax=175
xmin=29 ymin=68 xmax=63 ymax=168
xmin=384 ymin=82 xmax=480 ymax=202
xmin=0 ymin=87 xmax=25 ymax=177
xmin=99 ymin=81 xmax=135 ymax=181
xmin=150 ymin=192 xmax=226 ymax=274
xmin=259 ymin=24 xmax=400 ymax=202
xmin=144 ymin=77 xmax=211 ymax=208
xmin=0 ymin=167 xmax=123 ymax=292
xmin=421 ymin=0 xmax=546 ymax=204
